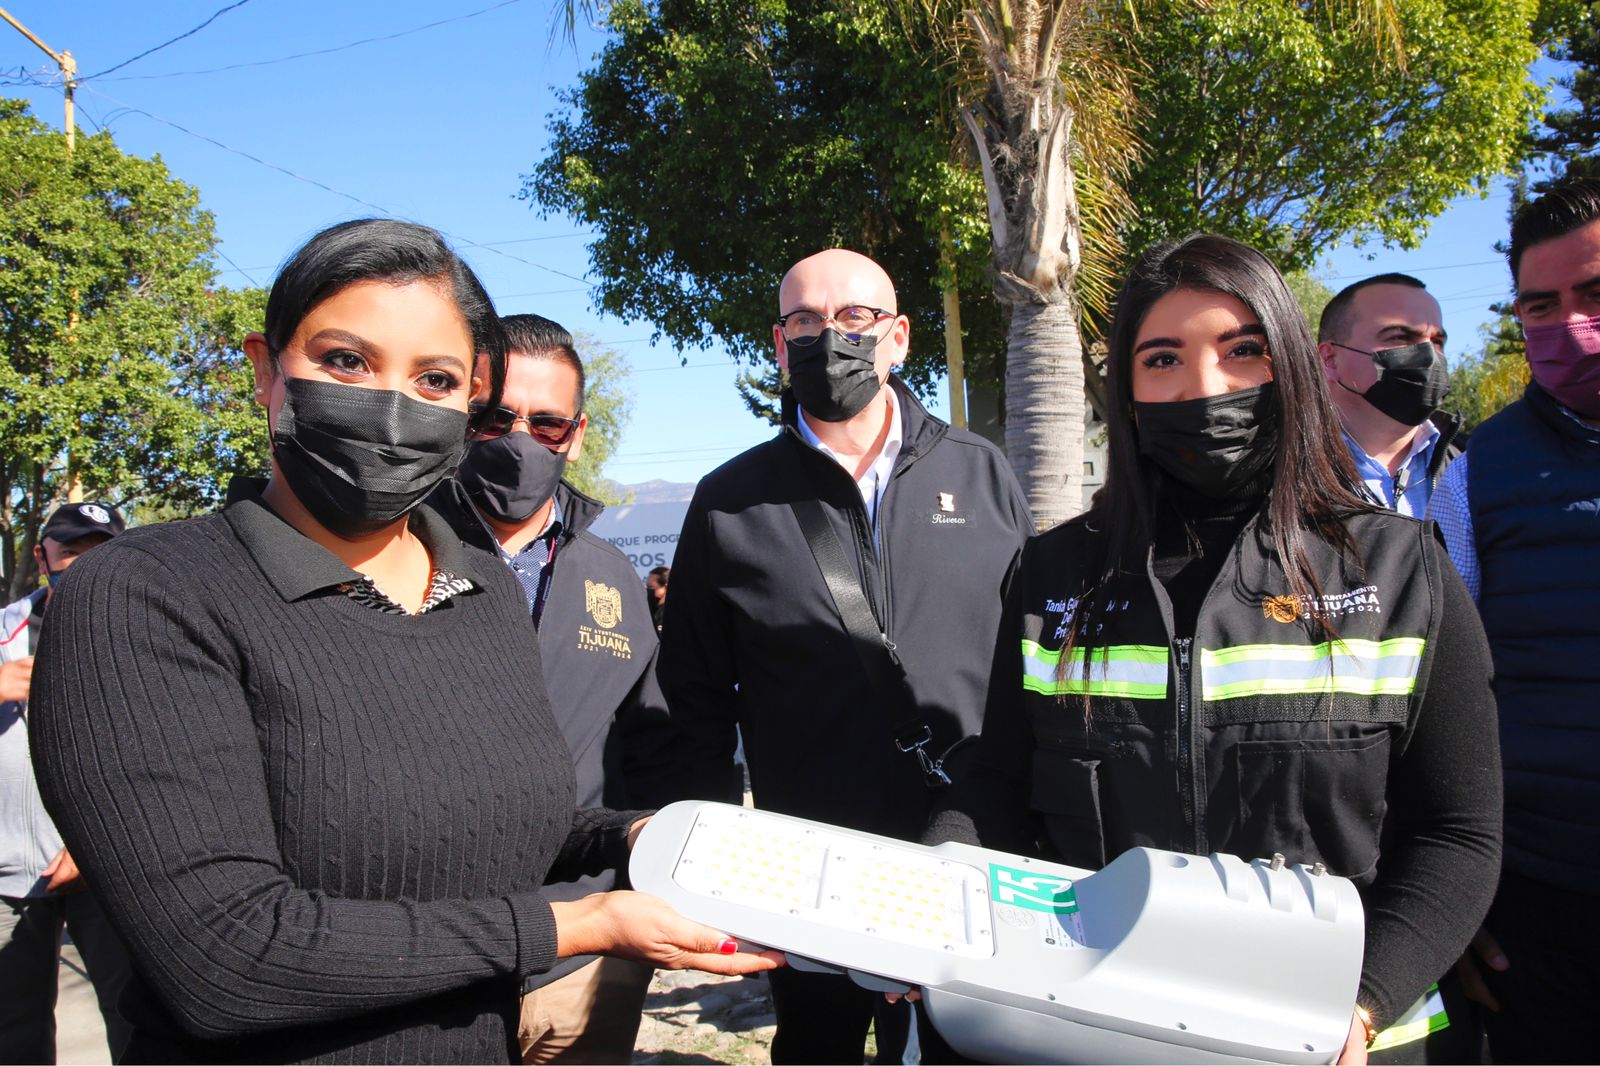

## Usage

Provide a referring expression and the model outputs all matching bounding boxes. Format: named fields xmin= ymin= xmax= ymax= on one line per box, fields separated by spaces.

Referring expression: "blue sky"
xmin=2 ymin=0 xmax=1554 ymax=486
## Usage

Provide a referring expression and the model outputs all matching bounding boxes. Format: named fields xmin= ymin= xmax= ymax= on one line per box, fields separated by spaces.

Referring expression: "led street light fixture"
xmin=631 ymin=801 xmax=1365 ymax=1065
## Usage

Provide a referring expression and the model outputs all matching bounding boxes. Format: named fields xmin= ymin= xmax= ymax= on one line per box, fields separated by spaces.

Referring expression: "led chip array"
xmin=673 ymin=809 xmax=992 ymax=957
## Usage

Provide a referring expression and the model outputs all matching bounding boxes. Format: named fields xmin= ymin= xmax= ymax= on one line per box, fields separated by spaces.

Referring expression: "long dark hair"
xmin=1061 ymin=235 xmax=1373 ymax=690
xmin=263 ymin=219 xmax=507 ymax=434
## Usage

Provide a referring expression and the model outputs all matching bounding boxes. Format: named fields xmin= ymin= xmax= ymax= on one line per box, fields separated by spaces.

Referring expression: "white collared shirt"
xmin=796 ymin=391 xmax=902 ymax=533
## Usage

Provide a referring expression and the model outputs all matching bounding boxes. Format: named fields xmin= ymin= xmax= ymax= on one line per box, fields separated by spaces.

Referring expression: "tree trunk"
xmin=939 ymin=223 xmax=968 ymax=429
xmin=1004 ymin=298 xmax=1084 ymax=530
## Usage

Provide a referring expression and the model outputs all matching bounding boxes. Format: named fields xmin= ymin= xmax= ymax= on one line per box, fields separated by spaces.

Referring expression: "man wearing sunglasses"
xmin=658 ymin=249 xmax=1032 ymax=1064
xmin=431 ymin=314 xmax=675 ymax=1065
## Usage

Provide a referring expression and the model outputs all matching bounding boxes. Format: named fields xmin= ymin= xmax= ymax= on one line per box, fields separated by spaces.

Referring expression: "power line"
xmin=215 ymin=247 xmax=260 ymax=288
xmin=1322 ymin=259 xmax=1504 ymax=282
xmin=451 ymin=238 xmax=589 ymax=284
xmin=477 ymin=233 xmax=587 ymax=246
xmin=632 ymin=361 xmax=739 ymax=372
xmin=80 ymin=85 xmax=590 ymax=286
xmin=83 ymin=0 xmax=257 ymax=81
xmin=1435 ymin=284 xmax=1511 ymax=300
xmin=96 ymin=0 xmax=530 ymax=82
xmin=496 ymin=286 xmax=591 ymax=299
xmin=82 ymin=85 xmax=396 ymax=215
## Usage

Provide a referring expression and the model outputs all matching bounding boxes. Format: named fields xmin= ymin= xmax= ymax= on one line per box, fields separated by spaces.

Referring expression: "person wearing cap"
xmin=0 ymin=501 xmax=134 ymax=1062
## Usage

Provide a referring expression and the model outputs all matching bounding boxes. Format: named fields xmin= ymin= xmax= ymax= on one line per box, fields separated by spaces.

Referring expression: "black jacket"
xmin=927 ymin=503 xmax=1502 ymax=1027
xmin=432 ymin=480 xmax=677 ymax=987
xmin=657 ymin=378 xmax=1032 ymax=841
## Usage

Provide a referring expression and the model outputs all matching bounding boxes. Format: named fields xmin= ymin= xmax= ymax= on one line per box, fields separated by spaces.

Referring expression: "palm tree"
xmin=902 ymin=0 xmax=1140 ymax=530
xmin=554 ymin=0 xmax=1402 ymax=530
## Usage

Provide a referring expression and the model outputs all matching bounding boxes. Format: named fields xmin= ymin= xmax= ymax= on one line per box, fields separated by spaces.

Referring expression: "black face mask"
xmin=787 ymin=329 xmax=884 ymax=422
xmin=456 ymin=432 xmax=566 ymax=524
xmin=271 ymin=377 xmax=468 ymax=538
xmin=1337 ymin=341 xmax=1450 ymax=427
xmin=1133 ymin=383 xmax=1280 ymax=499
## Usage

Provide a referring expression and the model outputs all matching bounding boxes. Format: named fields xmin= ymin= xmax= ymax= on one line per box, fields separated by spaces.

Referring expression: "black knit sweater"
xmin=28 ymin=487 xmax=640 ymax=1064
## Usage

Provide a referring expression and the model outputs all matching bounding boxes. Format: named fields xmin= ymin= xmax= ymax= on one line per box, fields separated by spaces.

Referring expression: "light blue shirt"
xmin=1432 ymin=457 xmax=1478 ymax=601
xmin=1342 ymin=420 xmax=1442 ymax=519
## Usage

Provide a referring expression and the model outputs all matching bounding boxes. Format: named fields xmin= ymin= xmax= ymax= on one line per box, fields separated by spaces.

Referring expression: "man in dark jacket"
xmin=658 ymin=249 xmax=1032 ymax=1064
xmin=1317 ymin=273 xmax=1460 ymax=518
xmin=431 ymin=314 xmax=674 ymax=1064
xmin=1435 ymin=177 xmax=1600 ymax=1063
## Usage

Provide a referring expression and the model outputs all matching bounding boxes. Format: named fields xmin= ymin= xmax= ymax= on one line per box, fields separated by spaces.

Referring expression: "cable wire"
xmin=214 ymin=247 xmax=261 ymax=288
xmin=82 ymin=86 xmax=395 ymax=215
xmin=96 ymin=0 xmax=528 ymax=82
xmin=82 ymin=0 xmax=257 ymax=81
xmin=80 ymin=85 xmax=592 ymax=286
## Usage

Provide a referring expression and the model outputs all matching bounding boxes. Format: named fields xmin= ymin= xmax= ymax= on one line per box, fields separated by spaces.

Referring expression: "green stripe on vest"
xmin=1020 ymin=641 xmax=1168 ymax=699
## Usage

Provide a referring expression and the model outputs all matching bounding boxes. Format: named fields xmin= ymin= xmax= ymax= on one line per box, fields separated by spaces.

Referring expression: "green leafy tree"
xmin=1448 ymin=174 xmax=1531 ymax=431
xmin=529 ymin=0 xmax=1004 ymax=397
xmin=1124 ymin=0 xmax=1552 ymax=270
xmin=1534 ymin=1 xmax=1600 ymax=188
xmin=1284 ymin=271 xmax=1336 ymax=333
xmin=539 ymin=0 xmax=1554 ymax=524
xmin=737 ymin=366 xmax=785 ymax=426
xmin=1126 ymin=0 xmax=1561 ymax=267
xmin=1453 ymin=311 xmax=1531 ymax=430
xmin=564 ymin=332 xmax=633 ymax=503
xmin=0 ymin=99 xmax=266 ymax=596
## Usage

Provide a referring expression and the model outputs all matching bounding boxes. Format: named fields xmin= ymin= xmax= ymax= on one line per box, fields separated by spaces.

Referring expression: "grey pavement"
xmin=56 ymin=943 xmax=112 ymax=1066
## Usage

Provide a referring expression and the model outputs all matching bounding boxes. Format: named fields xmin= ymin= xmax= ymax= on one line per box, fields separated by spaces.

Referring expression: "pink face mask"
xmin=1523 ymin=315 xmax=1600 ymax=418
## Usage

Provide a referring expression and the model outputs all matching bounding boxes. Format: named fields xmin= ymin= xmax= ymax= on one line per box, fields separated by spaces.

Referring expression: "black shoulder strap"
xmin=788 ymin=492 xmax=951 ymax=787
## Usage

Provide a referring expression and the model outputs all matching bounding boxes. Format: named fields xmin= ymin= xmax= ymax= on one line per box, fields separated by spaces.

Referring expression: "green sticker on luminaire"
xmin=989 ymin=863 xmax=1079 ymax=914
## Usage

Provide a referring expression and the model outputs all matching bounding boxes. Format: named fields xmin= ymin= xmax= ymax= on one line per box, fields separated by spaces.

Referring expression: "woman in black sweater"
xmin=28 ymin=220 xmax=778 ymax=1064
xmin=926 ymin=235 xmax=1500 ymax=1064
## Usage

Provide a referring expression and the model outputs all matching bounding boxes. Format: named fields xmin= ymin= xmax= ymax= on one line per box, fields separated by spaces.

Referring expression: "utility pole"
xmin=0 ymin=7 xmax=83 ymax=503
xmin=0 ymin=7 xmax=75 ymax=155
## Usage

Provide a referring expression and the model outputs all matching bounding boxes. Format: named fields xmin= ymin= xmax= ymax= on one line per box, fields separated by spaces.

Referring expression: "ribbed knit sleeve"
xmin=27 ymin=510 xmax=600 ymax=1062
xmin=548 ymin=807 xmax=647 ymax=889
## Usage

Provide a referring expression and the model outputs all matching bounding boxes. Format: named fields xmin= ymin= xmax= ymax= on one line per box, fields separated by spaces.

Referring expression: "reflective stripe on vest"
xmin=1200 ymin=637 xmax=1426 ymax=700
xmin=1021 ymin=641 xmax=1168 ymax=699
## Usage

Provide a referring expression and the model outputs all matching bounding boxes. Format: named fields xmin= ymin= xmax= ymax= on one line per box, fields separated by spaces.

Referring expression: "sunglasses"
xmin=469 ymin=404 xmax=582 ymax=446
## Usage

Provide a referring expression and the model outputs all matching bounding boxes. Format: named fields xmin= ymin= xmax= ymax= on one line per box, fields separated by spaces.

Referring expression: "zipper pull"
xmin=881 ymin=633 xmax=903 ymax=670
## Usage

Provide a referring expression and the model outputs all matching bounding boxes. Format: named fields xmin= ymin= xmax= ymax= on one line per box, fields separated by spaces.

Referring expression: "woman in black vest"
xmin=28 ymin=219 xmax=778 ymax=1064
xmin=928 ymin=235 xmax=1500 ymax=1064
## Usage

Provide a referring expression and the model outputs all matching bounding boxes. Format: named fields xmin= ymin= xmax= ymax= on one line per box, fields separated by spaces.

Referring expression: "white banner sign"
xmin=589 ymin=500 xmax=692 ymax=581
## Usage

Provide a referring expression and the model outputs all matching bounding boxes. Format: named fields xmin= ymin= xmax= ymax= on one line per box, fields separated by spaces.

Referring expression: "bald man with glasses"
xmin=658 ymin=249 xmax=1032 ymax=1063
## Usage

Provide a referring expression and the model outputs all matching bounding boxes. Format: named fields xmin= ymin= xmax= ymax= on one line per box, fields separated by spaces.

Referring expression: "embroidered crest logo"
xmin=938 ymin=492 xmax=956 ymax=512
xmin=1262 ymin=595 xmax=1303 ymax=624
xmin=1263 ymin=585 xmax=1383 ymax=622
xmin=80 ymin=504 xmax=112 ymax=525
xmin=585 ymin=580 xmax=622 ymax=629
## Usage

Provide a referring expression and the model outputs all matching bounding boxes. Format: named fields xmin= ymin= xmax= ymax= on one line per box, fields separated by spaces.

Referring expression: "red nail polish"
xmin=718 ymin=938 xmax=738 ymax=955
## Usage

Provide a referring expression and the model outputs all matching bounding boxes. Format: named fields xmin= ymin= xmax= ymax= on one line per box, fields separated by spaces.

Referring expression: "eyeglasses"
xmin=776 ymin=305 xmax=895 ymax=344
xmin=469 ymin=404 xmax=583 ymax=446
